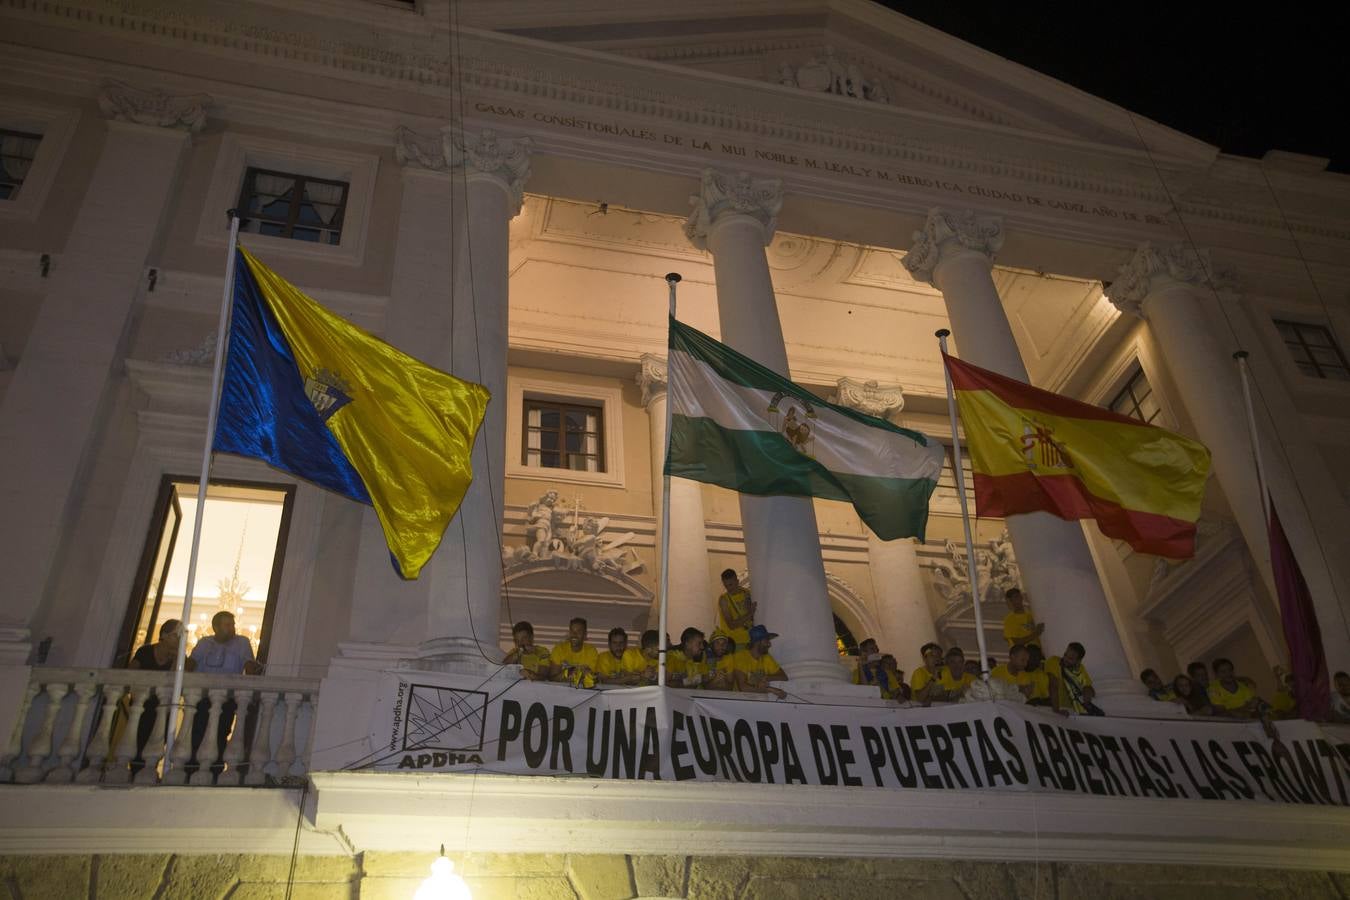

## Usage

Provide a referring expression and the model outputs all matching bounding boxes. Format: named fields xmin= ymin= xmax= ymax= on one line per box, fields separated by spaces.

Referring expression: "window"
xmin=0 ymin=128 xmax=41 ymax=200
xmin=1275 ymin=320 xmax=1350 ymax=381
xmin=523 ymin=399 xmax=604 ymax=472
xmin=1108 ymin=367 xmax=1163 ymax=424
xmin=116 ymin=478 xmax=294 ymax=668
xmin=237 ymin=167 xmax=348 ymax=245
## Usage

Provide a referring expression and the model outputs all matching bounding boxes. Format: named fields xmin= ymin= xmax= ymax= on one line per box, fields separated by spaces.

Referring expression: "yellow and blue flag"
xmin=215 ymin=247 xmax=490 ymax=579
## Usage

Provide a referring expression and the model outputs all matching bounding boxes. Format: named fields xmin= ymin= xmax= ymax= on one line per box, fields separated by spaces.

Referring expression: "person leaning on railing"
xmin=731 ymin=625 xmax=787 ymax=699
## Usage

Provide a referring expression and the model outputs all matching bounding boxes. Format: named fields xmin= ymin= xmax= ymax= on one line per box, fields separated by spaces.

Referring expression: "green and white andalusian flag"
xmin=666 ymin=316 xmax=945 ymax=540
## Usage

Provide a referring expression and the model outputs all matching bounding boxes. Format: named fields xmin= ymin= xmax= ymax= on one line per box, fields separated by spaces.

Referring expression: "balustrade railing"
xmin=0 ymin=668 xmax=318 ymax=787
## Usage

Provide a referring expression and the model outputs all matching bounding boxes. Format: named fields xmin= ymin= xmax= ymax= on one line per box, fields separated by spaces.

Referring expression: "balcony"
xmin=1 ymin=667 xmax=317 ymax=786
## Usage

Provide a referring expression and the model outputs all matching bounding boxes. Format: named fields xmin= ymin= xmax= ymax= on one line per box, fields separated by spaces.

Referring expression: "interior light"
xmin=412 ymin=849 xmax=471 ymax=900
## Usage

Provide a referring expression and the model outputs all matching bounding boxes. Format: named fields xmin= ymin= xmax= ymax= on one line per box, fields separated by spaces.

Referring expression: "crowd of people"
xmin=1140 ymin=660 xmax=1350 ymax=723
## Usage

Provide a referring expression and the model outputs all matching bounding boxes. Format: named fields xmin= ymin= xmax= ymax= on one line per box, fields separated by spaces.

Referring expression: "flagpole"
xmin=162 ymin=211 xmax=241 ymax=777
xmin=936 ymin=330 xmax=992 ymax=679
xmin=656 ymin=273 xmax=680 ymax=688
xmin=1233 ymin=350 xmax=1272 ymax=524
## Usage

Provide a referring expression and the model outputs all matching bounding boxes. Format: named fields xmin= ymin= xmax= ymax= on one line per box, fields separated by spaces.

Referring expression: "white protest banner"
xmin=359 ymin=670 xmax=1350 ymax=807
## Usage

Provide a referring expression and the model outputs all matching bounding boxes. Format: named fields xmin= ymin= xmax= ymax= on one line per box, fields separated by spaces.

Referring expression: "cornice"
xmin=2 ymin=1 xmax=1348 ymax=245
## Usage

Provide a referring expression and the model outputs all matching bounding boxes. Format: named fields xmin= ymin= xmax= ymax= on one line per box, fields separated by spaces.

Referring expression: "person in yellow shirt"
xmin=851 ymin=638 xmax=885 ymax=689
xmin=909 ymin=642 xmax=946 ymax=706
xmin=668 ymin=627 xmax=713 ymax=688
xmin=878 ymin=654 xmax=910 ymax=702
xmin=1046 ymin=642 xmax=1101 ymax=715
xmin=501 ymin=621 xmax=552 ymax=681
xmin=1207 ymin=658 xmax=1264 ymax=718
xmin=936 ymin=647 xmax=976 ymax=700
xmin=549 ymin=617 xmax=600 ymax=688
xmin=1002 ymin=588 xmax=1044 ymax=649
xmin=1140 ymin=668 xmax=1177 ymax=702
xmin=595 ymin=627 xmax=645 ymax=685
xmin=637 ymin=629 xmax=661 ymax=685
xmin=991 ymin=644 xmax=1053 ymax=706
xmin=732 ymin=625 xmax=787 ymax=698
xmin=706 ymin=630 xmax=737 ymax=690
xmin=715 ymin=568 xmax=756 ymax=647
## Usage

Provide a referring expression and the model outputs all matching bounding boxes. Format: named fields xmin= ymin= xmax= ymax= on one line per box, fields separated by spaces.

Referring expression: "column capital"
xmin=442 ymin=128 xmax=533 ymax=215
xmin=394 ymin=125 xmax=450 ymax=172
xmin=98 ymin=81 xmax=209 ymax=132
xmin=833 ymin=377 xmax=904 ymax=419
xmin=683 ymin=168 xmax=784 ymax=251
xmin=636 ymin=353 xmax=668 ymax=408
xmin=900 ymin=208 xmax=1003 ymax=286
xmin=1104 ymin=242 xmax=1213 ymax=318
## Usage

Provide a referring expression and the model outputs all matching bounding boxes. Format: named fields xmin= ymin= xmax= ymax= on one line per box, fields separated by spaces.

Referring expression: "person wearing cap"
xmin=706 ymin=630 xmax=737 ymax=690
xmin=732 ymin=624 xmax=787 ymax=698
xmin=668 ymin=627 xmax=712 ymax=688
xmin=715 ymin=568 xmax=756 ymax=648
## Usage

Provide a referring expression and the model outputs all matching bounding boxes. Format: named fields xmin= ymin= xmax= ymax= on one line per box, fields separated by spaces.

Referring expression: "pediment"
xmin=466 ymin=1 xmax=1215 ymax=161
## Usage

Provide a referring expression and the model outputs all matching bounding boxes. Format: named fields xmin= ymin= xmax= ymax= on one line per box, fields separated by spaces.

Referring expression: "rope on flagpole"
xmin=936 ymin=329 xmax=992 ymax=680
xmin=657 ymin=273 xmax=680 ymax=688
xmin=1233 ymin=351 xmax=1272 ymax=525
xmin=161 ymin=210 xmax=240 ymax=778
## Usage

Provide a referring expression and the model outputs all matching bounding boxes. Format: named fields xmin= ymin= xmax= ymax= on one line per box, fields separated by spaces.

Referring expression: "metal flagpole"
xmin=161 ymin=211 xmax=241 ymax=775
xmin=656 ymin=273 xmax=681 ymax=688
xmin=936 ymin=329 xmax=992 ymax=678
xmin=1233 ymin=350 xmax=1272 ymax=524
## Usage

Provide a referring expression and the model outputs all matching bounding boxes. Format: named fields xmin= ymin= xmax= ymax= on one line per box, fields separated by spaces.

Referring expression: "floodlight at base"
xmin=412 ymin=857 xmax=472 ymax=900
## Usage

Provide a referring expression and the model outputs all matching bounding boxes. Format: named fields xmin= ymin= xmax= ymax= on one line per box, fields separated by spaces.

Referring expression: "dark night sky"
xmin=882 ymin=4 xmax=1350 ymax=174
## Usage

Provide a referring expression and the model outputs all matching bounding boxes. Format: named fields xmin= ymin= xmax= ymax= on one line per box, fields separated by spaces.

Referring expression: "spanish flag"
xmin=944 ymin=353 xmax=1211 ymax=558
xmin=214 ymin=247 xmax=490 ymax=579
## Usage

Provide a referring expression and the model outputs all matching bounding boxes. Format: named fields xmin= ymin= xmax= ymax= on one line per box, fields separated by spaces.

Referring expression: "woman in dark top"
xmin=130 ymin=619 xmax=185 ymax=671
xmin=1172 ymin=673 xmax=1213 ymax=716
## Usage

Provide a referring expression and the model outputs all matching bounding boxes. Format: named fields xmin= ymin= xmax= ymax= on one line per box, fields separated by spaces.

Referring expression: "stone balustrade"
xmin=0 ymin=667 xmax=318 ymax=787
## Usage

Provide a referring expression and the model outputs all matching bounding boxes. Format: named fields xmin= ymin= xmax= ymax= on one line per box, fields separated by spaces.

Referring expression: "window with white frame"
xmin=522 ymin=398 xmax=604 ymax=472
xmin=505 ymin=375 xmax=627 ymax=489
xmin=1275 ymin=319 xmax=1350 ymax=381
xmin=237 ymin=167 xmax=349 ymax=245
xmin=1107 ymin=366 xmax=1163 ymax=424
xmin=0 ymin=128 xmax=41 ymax=200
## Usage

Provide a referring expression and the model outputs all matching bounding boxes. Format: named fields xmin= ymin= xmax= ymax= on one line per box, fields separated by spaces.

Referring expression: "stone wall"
xmin=1 ymin=852 xmax=1347 ymax=899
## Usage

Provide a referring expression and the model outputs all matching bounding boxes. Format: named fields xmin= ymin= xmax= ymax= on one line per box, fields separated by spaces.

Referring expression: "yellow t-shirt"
xmin=879 ymin=670 xmax=905 ymax=701
xmin=595 ymin=648 xmax=645 ymax=680
xmin=731 ymin=648 xmax=782 ymax=689
xmin=910 ymin=666 xmax=942 ymax=696
xmin=1045 ymin=657 xmax=1092 ymax=711
xmin=716 ymin=590 xmax=753 ymax=646
xmin=992 ymin=664 xmax=1050 ymax=701
xmin=1271 ymin=689 xmax=1296 ymax=716
xmin=513 ymin=645 xmax=552 ymax=676
xmin=550 ymin=642 xmax=600 ymax=687
xmin=1208 ymin=680 xmax=1259 ymax=712
xmin=1002 ymin=611 xmax=1040 ymax=647
xmin=937 ymin=668 xmax=975 ymax=696
xmin=668 ymin=650 xmax=712 ymax=687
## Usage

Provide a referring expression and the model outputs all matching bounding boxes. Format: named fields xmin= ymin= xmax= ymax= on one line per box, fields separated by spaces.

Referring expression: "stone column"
xmin=834 ymin=378 xmax=939 ymax=673
xmin=683 ymin=169 xmax=843 ymax=684
xmin=638 ymin=354 xmax=715 ymax=635
xmin=1106 ymin=244 xmax=1350 ymax=670
xmin=346 ymin=128 xmax=531 ymax=669
xmin=0 ymin=83 xmax=200 ymax=735
xmin=902 ymin=208 xmax=1146 ymax=711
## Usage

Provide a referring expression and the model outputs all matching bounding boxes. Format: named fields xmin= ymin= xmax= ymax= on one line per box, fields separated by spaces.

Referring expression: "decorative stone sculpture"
xmin=931 ymin=530 xmax=1019 ymax=605
xmin=98 ymin=81 xmax=209 ymax=132
xmin=780 ymin=47 xmax=890 ymax=104
xmin=1104 ymin=243 xmax=1213 ymax=317
xmin=443 ymin=128 xmax=534 ymax=214
xmin=504 ymin=490 xmax=644 ymax=577
xmin=834 ymin=377 xmax=904 ymax=419
xmin=394 ymin=125 xmax=449 ymax=171
xmin=901 ymin=208 xmax=1004 ymax=286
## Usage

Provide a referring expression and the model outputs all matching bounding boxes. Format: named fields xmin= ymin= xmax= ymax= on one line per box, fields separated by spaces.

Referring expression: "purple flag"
xmin=1269 ymin=499 xmax=1330 ymax=720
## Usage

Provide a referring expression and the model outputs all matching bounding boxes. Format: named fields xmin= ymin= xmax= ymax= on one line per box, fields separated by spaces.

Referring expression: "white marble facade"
xmin=1 ymin=0 xmax=1349 ymax=864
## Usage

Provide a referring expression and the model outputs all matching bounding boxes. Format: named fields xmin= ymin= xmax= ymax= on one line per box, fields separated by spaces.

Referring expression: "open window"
xmin=115 ymin=477 xmax=294 ymax=667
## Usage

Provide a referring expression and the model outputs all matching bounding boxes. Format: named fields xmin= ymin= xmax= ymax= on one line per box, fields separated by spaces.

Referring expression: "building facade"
xmin=2 ymin=1 xmax=1349 ymax=896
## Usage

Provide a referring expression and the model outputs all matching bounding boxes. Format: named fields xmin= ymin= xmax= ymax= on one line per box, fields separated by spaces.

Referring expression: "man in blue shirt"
xmin=189 ymin=611 xmax=260 ymax=777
